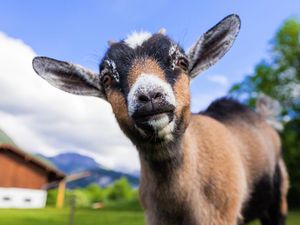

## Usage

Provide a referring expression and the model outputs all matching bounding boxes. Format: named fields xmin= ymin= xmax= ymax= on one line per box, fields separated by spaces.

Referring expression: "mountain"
xmin=45 ymin=152 xmax=139 ymax=188
xmin=47 ymin=152 xmax=100 ymax=174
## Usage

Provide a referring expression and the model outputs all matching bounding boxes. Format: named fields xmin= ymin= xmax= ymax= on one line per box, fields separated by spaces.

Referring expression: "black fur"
xmin=241 ymin=174 xmax=274 ymax=223
xmin=200 ymin=97 xmax=259 ymax=123
xmin=99 ymin=42 xmax=134 ymax=98
xmin=240 ymin=165 xmax=286 ymax=225
xmin=259 ymin=164 xmax=286 ymax=225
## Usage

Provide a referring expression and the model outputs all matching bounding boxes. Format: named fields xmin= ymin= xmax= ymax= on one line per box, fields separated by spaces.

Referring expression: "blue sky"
xmin=1 ymin=0 xmax=300 ymax=106
xmin=0 ymin=0 xmax=299 ymax=172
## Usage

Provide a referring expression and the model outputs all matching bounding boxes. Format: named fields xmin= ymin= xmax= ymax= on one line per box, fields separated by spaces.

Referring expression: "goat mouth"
xmin=132 ymin=110 xmax=175 ymax=135
xmin=132 ymin=110 xmax=174 ymax=123
xmin=133 ymin=111 xmax=173 ymax=122
xmin=132 ymin=104 xmax=175 ymax=122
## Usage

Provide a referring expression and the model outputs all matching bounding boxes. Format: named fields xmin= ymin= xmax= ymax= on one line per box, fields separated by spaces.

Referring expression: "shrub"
xmin=106 ymin=177 xmax=134 ymax=201
xmin=66 ymin=189 xmax=91 ymax=208
xmin=46 ymin=189 xmax=58 ymax=206
xmin=45 ymin=177 xmax=138 ymax=208
xmin=84 ymin=183 xmax=105 ymax=203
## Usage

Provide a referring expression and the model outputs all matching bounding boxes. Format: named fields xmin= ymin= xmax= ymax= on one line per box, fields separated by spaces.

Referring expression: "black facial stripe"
xmin=142 ymin=35 xmax=187 ymax=87
xmin=163 ymin=66 xmax=181 ymax=87
xmin=99 ymin=43 xmax=134 ymax=98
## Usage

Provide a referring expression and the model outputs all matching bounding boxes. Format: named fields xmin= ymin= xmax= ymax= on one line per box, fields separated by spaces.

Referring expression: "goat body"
xmin=139 ymin=98 xmax=288 ymax=225
xmin=32 ymin=14 xmax=289 ymax=225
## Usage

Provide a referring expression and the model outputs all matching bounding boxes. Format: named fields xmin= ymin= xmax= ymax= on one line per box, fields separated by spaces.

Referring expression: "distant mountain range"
xmin=42 ymin=152 xmax=140 ymax=188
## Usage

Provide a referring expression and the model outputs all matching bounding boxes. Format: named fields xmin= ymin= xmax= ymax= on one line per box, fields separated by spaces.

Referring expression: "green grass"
xmin=248 ymin=211 xmax=300 ymax=225
xmin=0 ymin=208 xmax=299 ymax=225
xmin=0 ymin=208 xmax=145 ymax=225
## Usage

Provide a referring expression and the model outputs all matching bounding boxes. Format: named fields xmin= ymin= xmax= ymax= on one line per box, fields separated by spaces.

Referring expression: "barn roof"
xmin=0 ymin=144 xmax=65 ymax=180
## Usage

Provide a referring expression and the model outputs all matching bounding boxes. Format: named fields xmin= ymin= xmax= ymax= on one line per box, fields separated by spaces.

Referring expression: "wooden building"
xmin=0 ymin=135 xmax=65 ymax=208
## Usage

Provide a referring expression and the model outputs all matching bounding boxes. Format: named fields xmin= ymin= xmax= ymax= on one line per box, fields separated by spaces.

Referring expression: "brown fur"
xmin=173 ymin=72 xmax=191 ymax=125
xmin=139 ymin=113 xmax=289 ymax=225
xmin=223 ymin=118 xmax=281 ymax=189
xmin=140 ymin=115 xmax=248 ymax=225
xmin=108 ymin=59 xmax=288 ymax=225
xmin=107 ymin=90 xmax=134 ymax=136
xmin=279 ymin=158 xmax=289 ymax=216
xmin=127 ymin=58 xmax=166 ymax=88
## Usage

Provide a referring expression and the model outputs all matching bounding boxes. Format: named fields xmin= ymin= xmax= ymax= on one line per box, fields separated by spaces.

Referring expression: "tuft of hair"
xmin=256 ymin=94 xmax=283 ymax=131
xmin=124 ymin=31 xmax=152 ymax=49
xmin=158 ymin=28 xmax=167 ymax=35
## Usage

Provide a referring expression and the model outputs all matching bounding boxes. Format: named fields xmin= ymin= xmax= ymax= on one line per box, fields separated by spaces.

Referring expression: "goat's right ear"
xmin=32 ymin=57 xmax=105 ymax=98
xmin=187 ymin=14 xmax=241 ymax=78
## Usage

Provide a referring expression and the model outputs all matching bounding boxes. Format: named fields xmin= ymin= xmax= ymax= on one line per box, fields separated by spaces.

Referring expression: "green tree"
xmin=66 ymin=189 xmax=91 ymax=208
xmin=85 ymin=183 xmax=105 ymax=203
xmin=107 ymin=177 xmax=134 ymax=201
xmin=230 ymin=18 xmax=300 ymax=207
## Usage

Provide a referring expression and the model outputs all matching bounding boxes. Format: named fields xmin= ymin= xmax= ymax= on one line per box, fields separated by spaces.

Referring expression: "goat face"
xmin=32 ymin=14 xmax=241 ymax=146
xmin=98 ymin=33 xmax=191 ymax=143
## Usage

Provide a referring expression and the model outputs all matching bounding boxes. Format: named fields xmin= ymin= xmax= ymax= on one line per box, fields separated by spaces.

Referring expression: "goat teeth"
xmin=148 ymin=115 xmax=169 ymax=130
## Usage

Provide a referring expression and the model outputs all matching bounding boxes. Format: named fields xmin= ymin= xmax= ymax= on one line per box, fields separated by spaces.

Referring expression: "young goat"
xmin=32 ymin=14 xmax=289 ymax=225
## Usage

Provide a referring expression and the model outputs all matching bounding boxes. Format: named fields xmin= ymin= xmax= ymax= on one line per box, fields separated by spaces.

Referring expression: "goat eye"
xmin=176 ymin=58 xmax=189 ymax=71
xmin=102 ymin=73 xmax=112 ymax=88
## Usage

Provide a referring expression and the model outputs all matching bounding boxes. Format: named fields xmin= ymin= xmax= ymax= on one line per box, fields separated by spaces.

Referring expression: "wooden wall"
xmin=0 ymin=151 xmax=48 ymax=189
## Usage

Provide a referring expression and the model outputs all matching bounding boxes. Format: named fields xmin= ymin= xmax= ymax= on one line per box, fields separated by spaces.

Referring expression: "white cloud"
xmin=206 ymin=75 xmax=229 ymax=87
xmin=0 ymin=32 xmax=139 ymax=173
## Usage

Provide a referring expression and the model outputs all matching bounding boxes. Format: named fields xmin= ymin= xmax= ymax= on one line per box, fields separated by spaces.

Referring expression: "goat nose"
xmin=138 ymin=91 xmax=163 ymax=103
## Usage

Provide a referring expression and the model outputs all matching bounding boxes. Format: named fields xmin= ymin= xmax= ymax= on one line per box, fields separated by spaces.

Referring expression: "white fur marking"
xmin=101 ymin=59 xmax=120 ymax=82
xmin=127 ymin=74 xmax=176 ymax=116
xmin=158 ymin=120 xmax=175 ymax=138
xmin=169 ymin=43 xmax=187 ymax=70
xmin=124 ymin=31 xmax=152 ymax=49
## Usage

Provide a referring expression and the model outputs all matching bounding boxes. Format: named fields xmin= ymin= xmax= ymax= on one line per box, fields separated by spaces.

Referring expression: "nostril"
xmin=154 ymin=92 xmax=163 ymax=99
xmin=138 ymin=94 xmax=150 ymax=102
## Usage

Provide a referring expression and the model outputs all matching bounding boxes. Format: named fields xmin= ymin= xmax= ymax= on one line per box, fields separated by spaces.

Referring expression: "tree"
xmin=107 ymin=177 xmax=134 ymax=201
xmin=85 ymin=183 xmax=105 ymax=203
xmin=230 ymin=18 xmax=300 ymax=207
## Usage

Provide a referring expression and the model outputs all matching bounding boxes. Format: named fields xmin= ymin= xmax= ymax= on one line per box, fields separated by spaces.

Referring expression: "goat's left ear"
xmin=32 ymin=56 xmax=105 ymax=98
xmin=187 ymin=14 xmax=241 ymax=78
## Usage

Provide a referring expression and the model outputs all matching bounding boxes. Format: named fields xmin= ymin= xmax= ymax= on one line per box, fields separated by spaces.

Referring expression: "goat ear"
xmin=187 ymin=14 xmax=241 ymax=78
xmin=32 ymin=57 xmax=105 ymax=98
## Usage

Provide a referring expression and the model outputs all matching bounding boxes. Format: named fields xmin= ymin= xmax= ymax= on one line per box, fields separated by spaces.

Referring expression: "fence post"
xmin=68 ymin=194 xmax=76 ymax=225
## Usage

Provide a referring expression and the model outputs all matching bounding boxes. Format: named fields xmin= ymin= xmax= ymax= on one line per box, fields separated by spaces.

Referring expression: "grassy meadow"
xmin=0 ymin=208 xmax=144 ymax=225
xmin=0 ymin=208 xmax=299 ymax=225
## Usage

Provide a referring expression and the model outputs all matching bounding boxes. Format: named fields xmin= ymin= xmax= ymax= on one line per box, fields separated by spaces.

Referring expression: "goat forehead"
xmin=99 ymin=32 xmax=186 ymax=93
xmin=101 ymin=33 xmax=180 ymax=68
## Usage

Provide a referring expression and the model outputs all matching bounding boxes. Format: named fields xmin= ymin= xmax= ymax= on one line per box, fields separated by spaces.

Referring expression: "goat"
xmin=32 ymin=14 xmax=289 ymax=225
